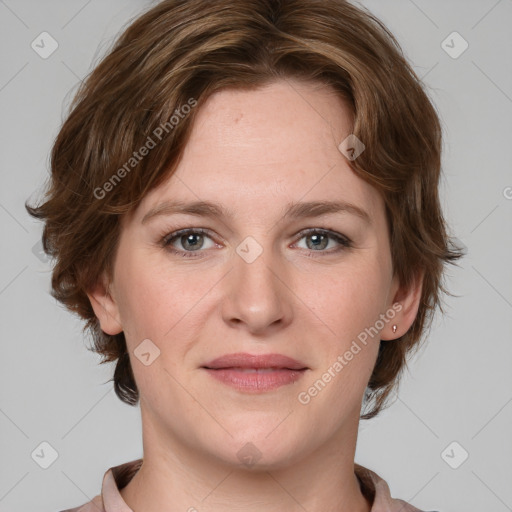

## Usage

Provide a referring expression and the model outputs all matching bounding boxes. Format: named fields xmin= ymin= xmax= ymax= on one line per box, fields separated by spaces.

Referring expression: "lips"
xmin=202 ymin=352 xmax=308 ymax=371
xmin=201 ymin=353 xmax=308 ymax=392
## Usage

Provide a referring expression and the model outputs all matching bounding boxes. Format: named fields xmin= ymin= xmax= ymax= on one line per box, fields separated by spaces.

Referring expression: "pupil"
xmin=183 ymin=234 xmax=202 ymax=251
xmin=308 ymin=233 xmax=327 ymax=250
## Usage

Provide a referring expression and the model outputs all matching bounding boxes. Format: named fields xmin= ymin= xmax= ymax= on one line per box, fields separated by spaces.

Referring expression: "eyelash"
xmin=160 ymin=227 xmax=352 ymax=259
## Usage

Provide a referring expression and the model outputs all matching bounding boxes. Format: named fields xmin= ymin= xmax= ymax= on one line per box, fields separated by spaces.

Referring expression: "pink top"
xmin=59 ymin=459 xmax=436 ymax=512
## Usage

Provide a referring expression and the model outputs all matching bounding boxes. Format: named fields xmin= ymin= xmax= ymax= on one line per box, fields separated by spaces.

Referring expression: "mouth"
xmin=211 ymin=367 xmax=298 ymax=372
xmin=202 ymin=352 xmax=308 ymax=370
xmin=201 ymin=353 xmax=308 ymax=392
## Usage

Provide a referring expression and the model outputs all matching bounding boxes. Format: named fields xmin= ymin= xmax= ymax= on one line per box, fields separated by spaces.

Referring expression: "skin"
xmin=88 ymin=79 xmax=423 ymax=512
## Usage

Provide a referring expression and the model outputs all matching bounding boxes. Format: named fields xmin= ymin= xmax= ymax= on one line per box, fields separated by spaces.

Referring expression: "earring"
xmin=392 ymin=324 xmax=397 ymax=334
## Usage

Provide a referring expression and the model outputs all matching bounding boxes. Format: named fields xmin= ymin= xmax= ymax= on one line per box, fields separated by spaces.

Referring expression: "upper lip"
xmin=202 ymin=353 xmax=308 ymax=370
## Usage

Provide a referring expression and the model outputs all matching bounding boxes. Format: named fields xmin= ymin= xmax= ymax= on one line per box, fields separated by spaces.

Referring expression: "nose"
xmin=220 ymin=244 xmax=294 ymax=336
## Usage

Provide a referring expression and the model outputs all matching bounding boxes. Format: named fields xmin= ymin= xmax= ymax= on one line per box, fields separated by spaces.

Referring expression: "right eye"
xmin=161 ymin=228 xmax=218 ymax=258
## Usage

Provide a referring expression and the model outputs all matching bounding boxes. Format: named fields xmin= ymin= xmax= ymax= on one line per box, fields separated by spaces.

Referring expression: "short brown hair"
xmin=26 ymin=0 xmax=463 ymax=419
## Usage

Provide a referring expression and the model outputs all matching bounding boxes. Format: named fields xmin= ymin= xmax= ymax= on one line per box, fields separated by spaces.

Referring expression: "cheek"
xmin=299 ymin=258 xmax=389 ymax=342
xmin=114 ymin=251 xmax=220 ymax=360
xmin=294 ymin=258 xmax=388 ymax=403
xmin=113 ymin=251 xmax=184 ymax=340
xmin=295 ymin=262 xmax=386 ymax=416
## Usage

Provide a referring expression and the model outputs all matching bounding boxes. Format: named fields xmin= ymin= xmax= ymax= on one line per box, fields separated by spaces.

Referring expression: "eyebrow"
xmin=141 ymin=199 xmax=371 ymax=225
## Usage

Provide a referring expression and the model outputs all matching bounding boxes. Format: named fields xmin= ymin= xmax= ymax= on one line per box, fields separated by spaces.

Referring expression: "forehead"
xmin=132 ymin=80 xmax=383 ymax=226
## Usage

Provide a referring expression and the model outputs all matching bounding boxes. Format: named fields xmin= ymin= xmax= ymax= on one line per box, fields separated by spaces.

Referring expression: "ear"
xmin=380 ymin=269 xmax=424 ymax=341
xmin=86 ymin=272 xmax=123 ymax=335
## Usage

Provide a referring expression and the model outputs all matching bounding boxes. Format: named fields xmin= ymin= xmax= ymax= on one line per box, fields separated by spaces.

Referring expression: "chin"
xmin=203 ymin=425 xmax=307 ymax=471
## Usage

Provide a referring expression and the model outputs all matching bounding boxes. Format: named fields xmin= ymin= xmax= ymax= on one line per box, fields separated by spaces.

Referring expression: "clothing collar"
xmin=98 ymin=458 xmax=422 ymax=512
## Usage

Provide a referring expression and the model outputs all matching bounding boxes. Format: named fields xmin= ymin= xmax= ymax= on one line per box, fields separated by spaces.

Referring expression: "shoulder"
xmin=56 ymin=458 xmax=142 ymax=512
xmin=355 ymin=463 xmax=440 ymax=512
xmin=57 ymin=493 xmax=104 ymax=512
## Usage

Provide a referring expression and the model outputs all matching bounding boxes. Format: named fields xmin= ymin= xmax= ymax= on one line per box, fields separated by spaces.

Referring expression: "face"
xmin=89 ymin=79 xmax=418 ymax=470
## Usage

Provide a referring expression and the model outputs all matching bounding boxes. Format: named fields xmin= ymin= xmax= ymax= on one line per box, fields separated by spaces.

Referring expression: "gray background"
xmin=0 ymin=1 xmax=511 ymax=511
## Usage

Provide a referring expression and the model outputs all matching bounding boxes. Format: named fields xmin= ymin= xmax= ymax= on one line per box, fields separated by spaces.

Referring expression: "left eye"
xmin=293 ymin=228 xmax=351 ymax=252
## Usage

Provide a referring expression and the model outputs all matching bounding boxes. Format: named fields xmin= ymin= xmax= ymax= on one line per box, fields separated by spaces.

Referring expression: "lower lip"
xmin=203 ymin=368 xmax=306 ymax=392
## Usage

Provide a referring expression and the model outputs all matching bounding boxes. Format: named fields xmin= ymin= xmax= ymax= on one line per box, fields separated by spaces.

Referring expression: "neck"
xmin=120 ymin=408 xmax=372 ymax=512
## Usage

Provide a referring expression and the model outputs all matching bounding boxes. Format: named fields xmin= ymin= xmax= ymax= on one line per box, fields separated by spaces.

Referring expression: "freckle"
xmin=234 ymin=113 xmax=243 ymax=124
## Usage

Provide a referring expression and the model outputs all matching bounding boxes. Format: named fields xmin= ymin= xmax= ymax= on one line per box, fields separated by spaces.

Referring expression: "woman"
xmin=26 ymin=0 xmax=462 ymax=510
